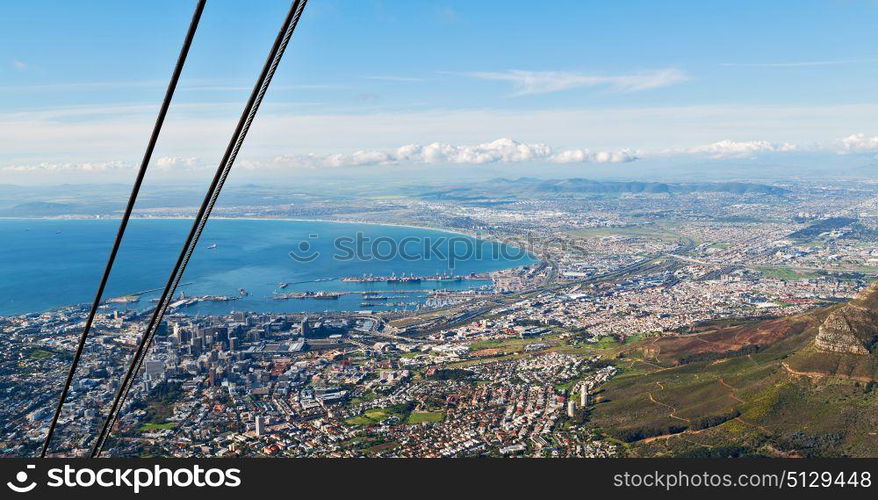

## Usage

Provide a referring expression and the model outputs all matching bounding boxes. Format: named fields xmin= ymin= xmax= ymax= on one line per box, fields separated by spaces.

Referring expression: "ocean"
xmin=0 ymin=218 xmax=535 ymax=316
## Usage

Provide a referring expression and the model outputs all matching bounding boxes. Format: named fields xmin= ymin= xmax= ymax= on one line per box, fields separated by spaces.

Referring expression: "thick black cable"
xmin=39 ymin=0 xmax=207 ymax=458
xmin=90 ymin=0 xmax=309 ymax=457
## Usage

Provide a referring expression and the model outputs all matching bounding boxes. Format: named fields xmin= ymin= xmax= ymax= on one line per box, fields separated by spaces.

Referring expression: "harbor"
xmin=271 ymin=289 xmax=441 ymax=301
xmin=340 ymin=272 xmax=491 ymax=284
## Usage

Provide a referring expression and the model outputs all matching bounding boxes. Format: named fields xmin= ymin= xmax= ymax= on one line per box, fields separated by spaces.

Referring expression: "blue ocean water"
xmin=0 ymin=218 xmax=535 ymax=316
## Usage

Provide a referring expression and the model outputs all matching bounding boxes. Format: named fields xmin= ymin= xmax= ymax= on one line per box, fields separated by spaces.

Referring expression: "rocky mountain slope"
xmin=589 ymin=283 xmax=878 ymax=457
xmin=814 ymin=281 xmax=878 ymax=355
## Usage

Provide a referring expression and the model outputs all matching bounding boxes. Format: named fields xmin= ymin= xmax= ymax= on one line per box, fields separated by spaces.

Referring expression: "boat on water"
xmin=272 ymin=291 xmax=342 ymax=300
xmin=278 ymin=282 xmax=288 ymax=289
xmin=239 ymin=288 xmax=248 ymax=296
xmin=207 ymin=243 xmax=217 ymax=249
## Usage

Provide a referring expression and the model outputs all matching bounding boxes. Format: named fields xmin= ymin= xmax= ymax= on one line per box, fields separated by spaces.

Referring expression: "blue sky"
xmin=2 ymin=0 xmax=878 ymax=184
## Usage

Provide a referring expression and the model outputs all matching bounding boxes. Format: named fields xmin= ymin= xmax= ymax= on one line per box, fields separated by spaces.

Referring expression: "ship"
xmin=386 ymin=272 xmax=421 ymax=284
xmin=359 ymin=293 xmax=389 ymax=300
xmin=278 ymin=282 xmax=288 ymax=289
xmin=239 ymin=288 xmax=248 ymax=296
xmin=272 ymin=291 xmax=341 ymax=300
xmin=207 ymin=243 xmax=217 ymax=249
xmin=342 ymin=274 xmax=382 ymax=283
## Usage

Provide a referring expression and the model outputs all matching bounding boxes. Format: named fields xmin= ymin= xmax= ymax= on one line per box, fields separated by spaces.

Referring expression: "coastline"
xmin=0 ymin=217 xmax=538 ymax=317
xmin=0 ymin=215 xmax=532 ymax=257
xmin=0 ymin=215 xmax=475 ymax=239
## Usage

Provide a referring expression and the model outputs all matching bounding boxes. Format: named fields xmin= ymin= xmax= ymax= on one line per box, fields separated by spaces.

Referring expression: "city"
xmin=3 ymin=177 xmax=878 ymax=457
xmin=3 ymin=0 xmax=878 ymax=478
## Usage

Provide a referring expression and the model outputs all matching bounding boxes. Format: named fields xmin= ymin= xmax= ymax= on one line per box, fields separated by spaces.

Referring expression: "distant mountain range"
xmin=0 ymin=178 xmax=789 ymax=217
xmin=415 ymin=177 xmax=789 ymax=200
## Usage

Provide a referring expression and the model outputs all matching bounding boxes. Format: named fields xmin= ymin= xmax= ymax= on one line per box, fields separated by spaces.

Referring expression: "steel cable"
xmin=90 ymin=0 xmax=309 ymax=457
xmin=39 ymin=0 xmax=206 ymax=458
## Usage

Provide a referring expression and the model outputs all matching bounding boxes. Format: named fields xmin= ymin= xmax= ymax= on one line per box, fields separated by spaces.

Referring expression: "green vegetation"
xmin=132 ymin=382 xmax=183 ymax=426
xmin=590 ymin=307 xmax=878 ymax=457
xmin=405 ymin=410 xmax=445 ymax=425
xmin=139 ymin=422 xmax=176 ymax=432
xmin=346 ymin=403 xmax=414 ymax=427
xmin=756 ymin=266 xmax=821 ymax=281
xmin=589 ymin=334 xmax=646 ymax=350
xmin=445 ymin=352 xmax=526 ymax=369
xmin=28 ymin=348 xmax=55 ymax=360
xmin=567 ymin=224 xmax=683 ymax=243
xmin=470 ymin=335 xmax=560 ymax=353
xmin=348 ymin=391 xmax=379 ymax=407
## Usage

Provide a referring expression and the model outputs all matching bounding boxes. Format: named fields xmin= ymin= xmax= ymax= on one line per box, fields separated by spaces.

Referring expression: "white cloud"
xmin=7 ymin=103 xmax=878 ymax=180
xmin=672 ymin=139 xmax=798 ymax=159
xmin=550 ymin=148 xmax=638 ymax=164
xmin=467 ymin=69 xmax=687 ymax=95
xmin=272 ymin=138 xmax=556 ymax=168
xmin=838 ymin=133 xmax=878 ymax=153
xmin=267 ymin=139 xmax=643 ymax=169
xmin=0 ymin=104 xmax=861 ymax=159
xmin=1 ymin=157 xmax=210 ymax=174
xmin=1 ymin=160 xmax=129 ymax=172
xmin=4 ymin=139 xmax=640 ymax=175
xmin=155 ymin=156 xmax=202 ymax=170
xmin=398 ymin=138 xmax=553 ymax=164
xmin=0 ymin=136 xmax=815 ymax=176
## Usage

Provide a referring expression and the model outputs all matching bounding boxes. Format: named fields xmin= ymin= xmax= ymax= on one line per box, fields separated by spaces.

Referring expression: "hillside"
xmin=413 ymin=178 xmax=789 ymax=200
xmin=589 ymin=284 xmax=878 ymax=457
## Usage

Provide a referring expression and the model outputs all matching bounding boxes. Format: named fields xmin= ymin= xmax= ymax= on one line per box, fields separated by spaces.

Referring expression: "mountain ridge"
xmin=590 ymin=282 xmax=878 ymax=457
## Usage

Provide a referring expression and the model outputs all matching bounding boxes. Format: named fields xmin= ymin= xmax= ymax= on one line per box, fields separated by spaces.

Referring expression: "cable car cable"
xmin=39 ymin=0 xmax=206 ymax=458
xmin=90 ymin=0 xmax=309 ymax=457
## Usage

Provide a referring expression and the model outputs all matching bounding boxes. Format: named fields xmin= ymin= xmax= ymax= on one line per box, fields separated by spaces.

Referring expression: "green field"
xmin=28 ymin=348 xmax=55 ymax=360
xmin=346 ymin=404 xmax=413 ymax=427
xmin=469 ymin=336 xmax=555 ymax=351
xmin=405 ymin=410 xmax=445 ymax=424
xmin=567 ymin=224 xmax=684 ymax=243
xmin=756 ymin=266 xmax=821 ymax=281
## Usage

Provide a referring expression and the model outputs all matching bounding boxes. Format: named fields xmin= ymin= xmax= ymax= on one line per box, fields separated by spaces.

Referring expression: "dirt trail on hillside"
xmin=649 ymin=382 xmax=691 ymax=424
xmin=718 ymin=378 xmax=745 ymax=404
xmin=782 ymin=361 xmax=876 ymax=383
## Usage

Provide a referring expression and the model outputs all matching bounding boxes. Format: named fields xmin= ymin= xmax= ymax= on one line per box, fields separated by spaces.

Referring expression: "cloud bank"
xmin=270 ymin=138 xmax=638 ymax=169
xmin=671 ymin=140 xmax=798 ymax=159
xmin=467 ymin=69 xmax=687 ymax=95
xmin=839 ymin=133 xmax=878 ymax=153
xmin=12 ymin=133 xmax=878 ymax=176
xmin=1 ymin=160 xmax=129 ymax=172
xmin=550 ymin=148 xmax=638 ymax=164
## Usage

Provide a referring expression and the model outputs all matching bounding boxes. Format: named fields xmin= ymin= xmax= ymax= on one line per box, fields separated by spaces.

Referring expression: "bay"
xmin=0 ymin=218 xmax=535 ymax=315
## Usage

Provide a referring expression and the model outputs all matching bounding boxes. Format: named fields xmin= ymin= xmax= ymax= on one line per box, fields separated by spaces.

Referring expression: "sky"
xmin=1 ymin=0 xmax=878 ymax=185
